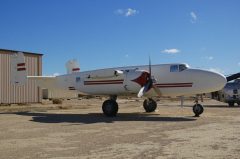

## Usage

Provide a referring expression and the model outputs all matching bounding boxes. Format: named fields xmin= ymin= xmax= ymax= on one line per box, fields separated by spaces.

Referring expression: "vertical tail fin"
xmin=10 ymin=52 xmax=27 ymax=86
xmin=65 ymin=59 xmax=80 ymax=74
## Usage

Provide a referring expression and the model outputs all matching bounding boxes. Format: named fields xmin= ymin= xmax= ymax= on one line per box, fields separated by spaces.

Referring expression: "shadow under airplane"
xmin=13 ymin=112 xmax=196 ymax=124
xmin=182 ymin=104 xmax=239 ymax=109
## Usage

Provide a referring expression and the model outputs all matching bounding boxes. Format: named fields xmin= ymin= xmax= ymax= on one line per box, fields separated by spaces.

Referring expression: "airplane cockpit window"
xmin=170 ymin=65 xmax=179 ymax=72
xmin=179 ymin=64 xmax=188 ymax=72
xmin=170 ymin=64 xmax=188 ymax=72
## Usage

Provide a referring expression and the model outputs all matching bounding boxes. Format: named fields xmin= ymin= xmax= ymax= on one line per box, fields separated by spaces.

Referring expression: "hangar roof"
xmin=0 ymin=48 xmax=43 ymax=56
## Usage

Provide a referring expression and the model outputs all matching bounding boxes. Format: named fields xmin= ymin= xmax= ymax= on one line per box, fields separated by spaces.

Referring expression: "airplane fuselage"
xmin=55 ymin=63 xmax=226 ymax=97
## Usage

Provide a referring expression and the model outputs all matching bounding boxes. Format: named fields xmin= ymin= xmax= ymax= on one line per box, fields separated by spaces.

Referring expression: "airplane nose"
xmin=188 ymin=69 xmax=227 ymax=94
xmin=208 ymin=71 xmax=227 ymax=91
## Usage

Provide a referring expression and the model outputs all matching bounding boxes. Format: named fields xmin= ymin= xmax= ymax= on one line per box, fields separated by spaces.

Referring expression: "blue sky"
xmin=0 ymin=0 xmax=240 ymax=75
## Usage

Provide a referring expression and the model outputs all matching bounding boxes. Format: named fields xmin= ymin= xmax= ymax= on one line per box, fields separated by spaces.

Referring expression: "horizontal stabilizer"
xmin=28 ymin=76 xmax=57 ymax=89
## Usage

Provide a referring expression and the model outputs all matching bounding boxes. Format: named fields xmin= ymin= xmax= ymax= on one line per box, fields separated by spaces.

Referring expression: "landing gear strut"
xmin=102 ymin=95 xmax=118 ymax=117
xmin=143 ymin=98 xmax=157 ymax=112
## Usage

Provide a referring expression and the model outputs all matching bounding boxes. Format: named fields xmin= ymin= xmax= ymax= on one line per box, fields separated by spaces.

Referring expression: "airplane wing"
xmin=27 ymin=76 xmax=58 ymax=89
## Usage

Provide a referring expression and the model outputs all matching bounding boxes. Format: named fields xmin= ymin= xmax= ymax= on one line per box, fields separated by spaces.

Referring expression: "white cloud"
xmin=115 ymin=8 xmax=139 ymax=17
xmin=115 ymin=9 xmax=124 ymax=15
xmin=190 ymin=11 xmax=197 ymax=23
xmin=205 ymin=56 xmax=214 ymax=60
xmin=209 ymin=68 xmax=225 ymax=74
xmin=161 ymin=49 xmax=180 ymax=54
xmin=126 ymin=8 xmax=138 ymax=17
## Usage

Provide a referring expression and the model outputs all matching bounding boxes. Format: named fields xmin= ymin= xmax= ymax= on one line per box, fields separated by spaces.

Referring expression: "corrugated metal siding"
xmin=0 ymin=50 xmax=42 ymax=104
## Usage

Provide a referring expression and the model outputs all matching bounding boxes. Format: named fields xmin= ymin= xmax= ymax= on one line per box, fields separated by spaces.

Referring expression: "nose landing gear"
xmin=193 ymin=96 xmax=204 ymax=117
xmin=193 ymin=103 xmax=204 ymax=117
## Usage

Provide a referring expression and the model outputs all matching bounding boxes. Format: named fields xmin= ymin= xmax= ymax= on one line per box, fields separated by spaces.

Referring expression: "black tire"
xmin=193 ymin=104 xmax=204 ymax=117
xmin=143 ymin=99 xmax=157 ymax=112
xmin=228 ymin=102 xmax=234 ymax=107
xmin=102 ymin=100 xmax=118 ymax=117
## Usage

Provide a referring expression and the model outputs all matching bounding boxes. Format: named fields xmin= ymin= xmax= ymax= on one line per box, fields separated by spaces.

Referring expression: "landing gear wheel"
xmin=193 ymin=104 xmax=204 ymax=117
xmin=102 ymin=100 xmax=118 ymax=117
xmin=228 ymin=102 xmax=234 ymax=107
xmin=143 ymin=98 xmax=157 ymax=112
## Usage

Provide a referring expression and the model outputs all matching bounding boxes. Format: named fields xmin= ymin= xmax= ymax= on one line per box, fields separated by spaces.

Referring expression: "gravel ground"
xmin=0 ymin=98 xmax=239 ymax=159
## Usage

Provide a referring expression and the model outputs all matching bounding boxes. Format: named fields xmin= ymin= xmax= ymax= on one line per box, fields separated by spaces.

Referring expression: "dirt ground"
xmin=0 ymin=98 xmax=240 ymax=159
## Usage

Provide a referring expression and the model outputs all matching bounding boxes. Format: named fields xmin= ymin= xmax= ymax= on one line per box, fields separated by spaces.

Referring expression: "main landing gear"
xmin=143 ymin=98 xmax=157 ymax=112
xmin=102 ymin=96 xmax=158 ymax=117
xmin=102 ymin=95 xmax=118 ymax=117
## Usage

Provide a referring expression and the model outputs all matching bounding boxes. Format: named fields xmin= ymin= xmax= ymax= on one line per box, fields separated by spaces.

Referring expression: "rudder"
xmin=65 ymin=59 xmax=80 ymax=74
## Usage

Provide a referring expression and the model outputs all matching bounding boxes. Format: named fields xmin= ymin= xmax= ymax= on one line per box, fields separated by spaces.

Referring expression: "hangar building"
xmin=0 ymin=49 xmax=42 ymax=104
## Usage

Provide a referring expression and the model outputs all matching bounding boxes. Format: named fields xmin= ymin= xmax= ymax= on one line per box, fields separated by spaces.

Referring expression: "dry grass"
xmin=52 ymin=98 xmax=63 ymax=104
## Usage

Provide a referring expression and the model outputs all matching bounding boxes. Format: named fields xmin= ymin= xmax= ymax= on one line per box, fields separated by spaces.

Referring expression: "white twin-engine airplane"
xmin=11 ymin=52 xmax=227 ymax=117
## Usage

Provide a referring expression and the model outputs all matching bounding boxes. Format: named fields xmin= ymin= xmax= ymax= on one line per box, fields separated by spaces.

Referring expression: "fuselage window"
xmin=170 ymin=65 xmax=179 ymax=72
xmin=179 ymin=64 xmax=187 ymax=72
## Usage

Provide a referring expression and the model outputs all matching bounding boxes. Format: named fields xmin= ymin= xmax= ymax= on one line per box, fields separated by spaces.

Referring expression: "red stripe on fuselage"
xmin=156 ymin=83 xmax=193 ymax=88
xmin=84 ymin=80 xmax=124 ymax=85
xmin=84 ymin=81 xmax=193 ymax=87
xmin=84 ymin=82 xmax=123 ymax=85
xmin=156 ymin=83 xmax=193 ymax=85
xmin=157 ymin=85 xmax=192 ymax=88
xmin=85 ymin=80 xmax=124 ymax=82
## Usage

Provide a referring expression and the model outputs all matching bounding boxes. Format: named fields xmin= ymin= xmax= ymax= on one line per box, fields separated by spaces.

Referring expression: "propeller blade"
xmin=152 ymin=85 xmax=162 ymax=96
xmin=137 ymin=87 xmax=145 ymax=98
xmin=149 ymin=56 xmax=152 ymax=76
xmin=137 ymin=78 xmax=153 ymax=97
xmin=138 ymin=84 xmax=161 ymax=98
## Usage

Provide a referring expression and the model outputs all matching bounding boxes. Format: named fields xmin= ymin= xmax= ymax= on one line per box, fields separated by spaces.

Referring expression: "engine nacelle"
xmin=123 ymin=69 xmax=149 ymax=93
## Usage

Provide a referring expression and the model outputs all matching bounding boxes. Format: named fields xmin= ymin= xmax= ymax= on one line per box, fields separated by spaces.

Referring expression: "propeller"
xmin=137 ymin=57 xmax=162 ymax=97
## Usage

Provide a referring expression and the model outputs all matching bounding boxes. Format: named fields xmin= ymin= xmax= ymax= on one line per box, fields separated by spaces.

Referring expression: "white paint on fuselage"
xmin=55 ymin=63 xmax=227 ymax=97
